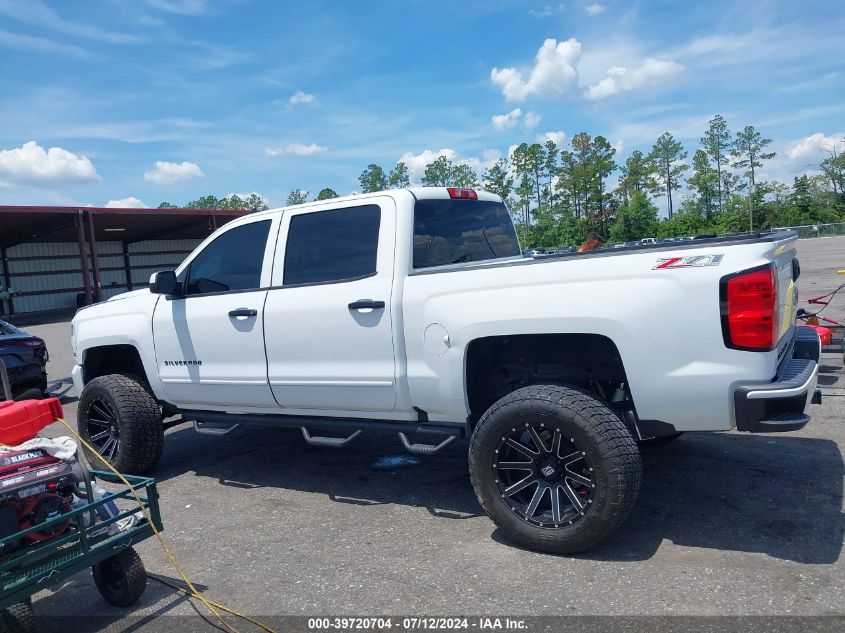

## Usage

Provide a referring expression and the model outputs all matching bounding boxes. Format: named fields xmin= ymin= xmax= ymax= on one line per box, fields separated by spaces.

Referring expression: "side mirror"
xmin=149 ymin=270 xmax=181 ymax=296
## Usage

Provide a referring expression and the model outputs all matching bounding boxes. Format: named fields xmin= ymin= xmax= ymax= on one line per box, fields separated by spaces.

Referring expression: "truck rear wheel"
xmin=78 ymin=374 xmax=163 ymax=475
xmin=469 ymin=384 xmax=641 ymax=554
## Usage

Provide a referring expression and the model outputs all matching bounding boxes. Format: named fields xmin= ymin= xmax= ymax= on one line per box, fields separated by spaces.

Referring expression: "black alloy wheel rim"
xmin=86 ymin=398 xmax=121 ymax=462
xmin=493 ymin=420 xmax=594 ymax=527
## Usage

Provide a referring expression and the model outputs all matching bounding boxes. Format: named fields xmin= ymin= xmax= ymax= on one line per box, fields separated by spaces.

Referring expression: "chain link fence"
xmin=773 ymin=222 xmax=845 ymax=239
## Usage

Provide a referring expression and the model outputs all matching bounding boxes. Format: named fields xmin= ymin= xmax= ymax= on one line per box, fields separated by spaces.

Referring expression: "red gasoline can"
xmin=0 ymin=398 xmax=64 ymax=446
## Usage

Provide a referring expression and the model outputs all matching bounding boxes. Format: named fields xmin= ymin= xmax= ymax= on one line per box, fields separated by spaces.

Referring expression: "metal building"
xmin=0 ymin=206 xmax=248 ymax=318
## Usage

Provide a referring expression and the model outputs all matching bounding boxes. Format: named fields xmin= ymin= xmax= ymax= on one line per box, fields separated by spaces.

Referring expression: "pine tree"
xmin=648 ymin=132 xmax=688 ymax=218
xmin=358 ymin=164 xmax=388 ymax=192
xmin=421 ymin=155 xmax=455 ymax=187
xmin=688 ymin=149 xmax=718 ymax=221
xmin=388 ymin=161 xmax=410 ymax=188
xmin=731 ymin=125 xmax=776 ymax=231
xmin=482 ymin=159 xmax=514 ymax=201
xmin=701 ymin=115 xmax=732 ymax=214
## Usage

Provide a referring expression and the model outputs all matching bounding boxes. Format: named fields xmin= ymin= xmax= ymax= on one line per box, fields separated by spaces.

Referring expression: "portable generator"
xmin=0 ymin=447 xmax=78 ymax=555
xmin=0 ymin=359 xmax=81 ymax=556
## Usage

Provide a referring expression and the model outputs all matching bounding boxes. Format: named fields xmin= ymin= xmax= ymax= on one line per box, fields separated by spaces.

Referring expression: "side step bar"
xmin=194 ymin=420 xmax=242 ymax=436
xmin=184 ymin=410 xmax=466 ymax=455
xmin=398 ymin=432 xmax=456 ymax=455
xmin=301 ymin=428 xmax=361 ymax=448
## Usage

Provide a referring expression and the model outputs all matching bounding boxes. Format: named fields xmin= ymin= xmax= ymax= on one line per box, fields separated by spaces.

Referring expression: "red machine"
xmin=796 ymin=269 xmax=845 ymax=360
xmin=0 ymin=447 xmax=76 ymax=553
xmin=0 ymin=398 xmax=63 ymax=446
xmin=0 ymin=360 xmax=71 ymax=555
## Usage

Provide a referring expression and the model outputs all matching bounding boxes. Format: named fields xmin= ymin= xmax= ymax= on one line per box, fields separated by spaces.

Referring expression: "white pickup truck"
xmin=71 ymin=187 xmax=821 ymax=553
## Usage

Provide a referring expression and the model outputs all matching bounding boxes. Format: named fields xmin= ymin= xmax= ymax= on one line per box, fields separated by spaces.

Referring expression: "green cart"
xmin=0 ymin=471 xmax=162 ymax=633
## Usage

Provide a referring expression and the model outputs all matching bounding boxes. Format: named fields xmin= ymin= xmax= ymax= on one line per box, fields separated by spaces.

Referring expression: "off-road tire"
xmin=78 ymin=374 xmax=163 ymax=474
xmin=469 ymin=384 xmax=641 ymax=554
xmin=0 ymin=602 xmax=35 ymax=633
xmin=92 ymin=547 xmax=147 ymax=607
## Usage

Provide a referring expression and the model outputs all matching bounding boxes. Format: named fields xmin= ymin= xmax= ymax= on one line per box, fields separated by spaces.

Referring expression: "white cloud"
xmin=0 ymin=0 xmax=140 ymax=44
xmin=585 ymin=58 xmax=683 ymax=100
xmin=190 ymin=44 xmax=251 ymax=70
xmin=0 ymin=29 xmax=88 ymax=59
xmin=585 ymin=3 xmax=606 ymax=16
xmin=481 ymin=149 xmax=502 ymax=163
xmin=398 ymin=148 xmax=457 ymax=181
xmin=0 ymin=140 xmax=99 ymax=185
xmin=397 ymin=148 xmax=501 ymax=183
xmin=786 ymin=132 xmax=845 ymax=160
xmin=227 ymin=191 xmax=268 ymax=204
xmin=289 ymin=90 xmax=316 ymax=106
xmin=491 ymin=108 xmax=522 ymax=131
xmin=147 ymin=0 xmax=207 ymax=14
xmin=529 ymin=4 xmax=566 ymax=16
xmin=611 ymin=139 xmax=625 ymax=154
xmin=265 ymin=143 xmax=327 ymax=157
xmin=287 ymin=143 xmax=326 ymax=156
xmin=143 ymin=160 xmax=204 ymax=184
xmin=524 ymin=111 xmax=542 ymax=130
xmin=539 ymin=131 xmax=566 ymax=146
xmin=105 ymin=196 xmax=146 ymax=208
xmin=491 ymin=38 xmax=582 ymax=102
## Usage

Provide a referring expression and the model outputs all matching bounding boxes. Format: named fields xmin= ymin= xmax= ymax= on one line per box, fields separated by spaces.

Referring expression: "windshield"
xmin=0 ymin=320 xmax=20 ymax=335
xmin=413 ymin=199 xmax=521 ymax=269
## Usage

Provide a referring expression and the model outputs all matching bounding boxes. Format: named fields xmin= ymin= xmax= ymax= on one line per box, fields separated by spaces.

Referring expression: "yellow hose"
xmin=55 ymin=418 xmax=278 ymax=633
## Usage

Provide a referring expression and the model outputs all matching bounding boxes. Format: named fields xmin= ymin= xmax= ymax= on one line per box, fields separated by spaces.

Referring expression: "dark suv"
xmin=0 ymin=320 xmax=48 ymax=399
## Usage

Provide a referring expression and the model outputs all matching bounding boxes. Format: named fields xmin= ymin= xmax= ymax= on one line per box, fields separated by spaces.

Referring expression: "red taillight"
xmin=721 ymin=265 xmax=778 ymax=351
xmin=447 ymin=188 xmax=477 ymax=200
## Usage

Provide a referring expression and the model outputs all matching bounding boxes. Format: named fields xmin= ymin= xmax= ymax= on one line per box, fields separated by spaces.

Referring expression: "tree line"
xmin=157 ymin=115 xmax=845 ymax=247
xmin=157 ymin=193 xmax=270 ymax=213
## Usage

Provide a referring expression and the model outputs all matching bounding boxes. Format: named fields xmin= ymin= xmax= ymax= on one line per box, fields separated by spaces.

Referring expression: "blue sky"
xmin=0 ymin=0 xmax=843 ymax=211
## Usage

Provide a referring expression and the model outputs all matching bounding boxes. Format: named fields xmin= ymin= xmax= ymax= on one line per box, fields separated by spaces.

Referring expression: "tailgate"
xmin=771 ymin=234 xmax=799 ymax=344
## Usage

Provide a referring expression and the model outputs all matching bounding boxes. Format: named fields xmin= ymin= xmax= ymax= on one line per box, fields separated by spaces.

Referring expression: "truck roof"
xmin=256 ymin=187 xmax=503 ymax=218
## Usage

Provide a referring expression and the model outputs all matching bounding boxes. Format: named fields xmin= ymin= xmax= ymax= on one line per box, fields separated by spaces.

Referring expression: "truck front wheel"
xmin=469 ymin=384 xmax=641 ymax=554
xmin=77 ymin=374 xmax=164 ymax=475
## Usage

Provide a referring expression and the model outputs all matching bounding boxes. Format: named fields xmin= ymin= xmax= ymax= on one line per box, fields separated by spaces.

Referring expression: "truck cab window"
xmin=413 ymin=199 xmax=521 ymax=269
xmin=283 ymin=205 xmax=380 ymax=286
xmin=185 ymin=220 xmax=271 ymax=295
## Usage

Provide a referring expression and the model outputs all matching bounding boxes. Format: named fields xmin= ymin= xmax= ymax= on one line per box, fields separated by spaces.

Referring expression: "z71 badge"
xmin=653 ymin=254 xmax=724 ymax=269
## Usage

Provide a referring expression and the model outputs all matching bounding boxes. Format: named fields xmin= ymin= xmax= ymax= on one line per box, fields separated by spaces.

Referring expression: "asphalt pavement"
xmin=14 ymin=236 xmax=845 ymax=629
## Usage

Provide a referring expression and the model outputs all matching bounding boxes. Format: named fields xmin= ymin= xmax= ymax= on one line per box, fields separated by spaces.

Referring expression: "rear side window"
xmin=185 ymin=220 xmax=271 ymax=295
xmin=413 ymin=199 xmax=521 ymax=269
xmin=283 ymin=205 xmax=381 ymax=286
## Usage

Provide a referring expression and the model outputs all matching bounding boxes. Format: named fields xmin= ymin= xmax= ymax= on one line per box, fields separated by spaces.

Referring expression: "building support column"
xmin=76 ymin=211 xmax=93 ymax=306
xmin=86 ymin=211 xmax=102 ymax=302
xmin=0 ymin=246 xmax=13 ymax=317
xmin=122 ymin=240 xmax=133 ymax=290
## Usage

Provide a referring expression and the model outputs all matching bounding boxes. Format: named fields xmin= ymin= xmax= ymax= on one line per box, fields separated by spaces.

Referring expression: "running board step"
xmin=193 ymin=420 xmax=241 ymax=436
xmin=398 ymin=432 xmax=457 ymax=455
xmin=301 ymin=427 xmax=362 ymax=447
